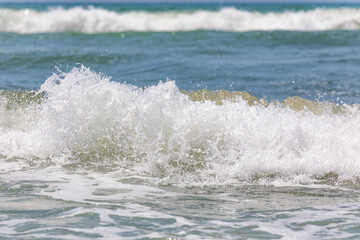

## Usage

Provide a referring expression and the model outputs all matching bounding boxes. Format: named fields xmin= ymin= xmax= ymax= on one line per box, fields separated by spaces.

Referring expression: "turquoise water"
xmin=1 ymin=3 xmax=360 ymax=239
xmin=2 ymin=30 xmax=360 ymax=103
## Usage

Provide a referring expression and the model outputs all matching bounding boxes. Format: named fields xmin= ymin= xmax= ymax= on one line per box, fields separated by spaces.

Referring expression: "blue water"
xmin=1 ymin=3 xmax=360 ymax=103
xmin=1 ymin=3 xmax=360 ymax=240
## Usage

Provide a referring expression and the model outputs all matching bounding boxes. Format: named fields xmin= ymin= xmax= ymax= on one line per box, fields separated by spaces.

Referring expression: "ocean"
xmin=1 ymin=2 xmax=360 ymax=239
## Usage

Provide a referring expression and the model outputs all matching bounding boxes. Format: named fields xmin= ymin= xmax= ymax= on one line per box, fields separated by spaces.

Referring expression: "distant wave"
xmin=0 ymin=6 xmax=360 ymax=33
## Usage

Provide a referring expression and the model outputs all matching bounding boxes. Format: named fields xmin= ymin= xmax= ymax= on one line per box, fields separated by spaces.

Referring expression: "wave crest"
xmin=1 ymin=66 xmax=360 ymax=184
xmin=1 ymin=6 xmax=360 ymax=33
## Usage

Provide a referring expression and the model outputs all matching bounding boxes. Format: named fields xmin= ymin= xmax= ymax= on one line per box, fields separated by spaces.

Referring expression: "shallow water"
xmin=1 ymin=3 xmax=360 ymax=239
xmin=2 ymin=168 xmax=360 ymax=239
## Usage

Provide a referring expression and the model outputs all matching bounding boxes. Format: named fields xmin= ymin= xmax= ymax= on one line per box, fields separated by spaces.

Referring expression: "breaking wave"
xmin=1 ymin=6 xmax=360 ymax=33
xmin=1 ymin=66 xmax=360 ymax=184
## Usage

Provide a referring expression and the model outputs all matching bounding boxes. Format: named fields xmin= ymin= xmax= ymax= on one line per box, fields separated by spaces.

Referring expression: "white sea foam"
xmin=0 ymin=6 xmax=360 ymax=33
xmin=1 ymin=66 xmax=360 ymax=183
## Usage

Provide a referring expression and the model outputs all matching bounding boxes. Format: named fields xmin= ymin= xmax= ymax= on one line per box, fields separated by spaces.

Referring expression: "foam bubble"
xmin=0 ymin=7 xmax=360 ymax=33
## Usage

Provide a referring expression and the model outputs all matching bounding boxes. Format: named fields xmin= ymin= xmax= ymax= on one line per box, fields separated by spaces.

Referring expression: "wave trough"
xmin=1 ymin=66 xmax=360 ymax=184
xmin=1 ymin=7 xmax=360 ymax=33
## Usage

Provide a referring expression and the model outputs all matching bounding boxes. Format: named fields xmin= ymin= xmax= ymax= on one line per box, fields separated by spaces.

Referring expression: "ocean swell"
xmin=0 ymin=6 xmax=360 ymax=33
xmin=1 ymin=66 xmax=360 ymax=184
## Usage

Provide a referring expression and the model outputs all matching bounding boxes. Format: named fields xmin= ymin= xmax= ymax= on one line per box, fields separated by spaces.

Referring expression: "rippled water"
xmin=3 ymin=167 xmax=360 ymax=239
xmin=1 ymin=3 xmax=360 ymax=239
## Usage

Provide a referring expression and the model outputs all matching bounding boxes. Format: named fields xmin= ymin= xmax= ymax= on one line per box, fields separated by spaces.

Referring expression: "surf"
xmin=1 ymin=6 xmax=360 ymax=33
xmin=1 ymin=66 xmax=360 ymax=184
